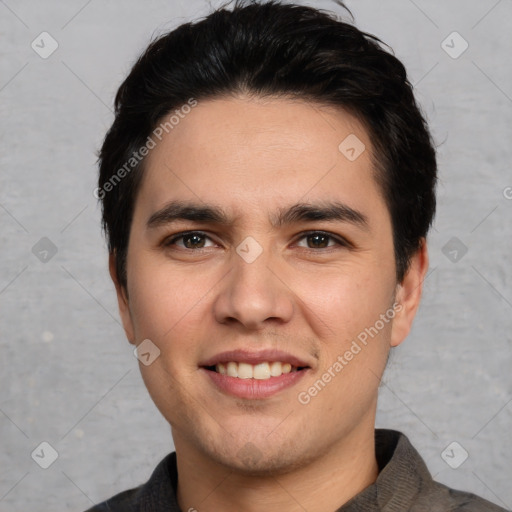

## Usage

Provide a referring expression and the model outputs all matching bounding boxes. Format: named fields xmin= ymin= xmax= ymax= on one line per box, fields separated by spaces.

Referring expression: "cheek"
xmin=300 ymin=267 xmax=395 ymax=397
xmin=126 ymin=257 xmax=193 ymax=338
xmin=304 ymin=268 xmax=393 ymax=337
xmin=126 ymin=255 xmax=218 ymax=368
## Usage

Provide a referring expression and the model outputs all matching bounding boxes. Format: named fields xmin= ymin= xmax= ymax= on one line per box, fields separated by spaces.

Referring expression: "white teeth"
xmin=237 ymin=362 xmax=253 ymax=379
xmin=226 ymin=361 xmax=238 ymax=377
xmin=214 ymin=361 xmax=300 ymax=379
xmin=253 ymin=362 xmax=271 ymax=380
xmin=270 ymin=361 xmax=282 ymax=377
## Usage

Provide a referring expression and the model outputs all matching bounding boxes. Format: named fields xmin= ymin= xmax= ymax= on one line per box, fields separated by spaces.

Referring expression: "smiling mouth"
xmin=204 ymin=361 xmax=309 ymax=380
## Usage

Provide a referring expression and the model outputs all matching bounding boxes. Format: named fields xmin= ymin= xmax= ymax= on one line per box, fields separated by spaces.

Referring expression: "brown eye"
xmin=164 ymin=231 xmax=215 ymax=249
xmin=307 ymin=233 xmax=330 ymax=248
xmin=296 ymin=231 xmax=346 ymax=249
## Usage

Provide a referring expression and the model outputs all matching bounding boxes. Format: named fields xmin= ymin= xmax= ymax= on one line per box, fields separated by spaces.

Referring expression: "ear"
xmin=390 ymin=238 xmax=429 ymax=347
xmin=109 ymin=252 xmax=136 ymax=344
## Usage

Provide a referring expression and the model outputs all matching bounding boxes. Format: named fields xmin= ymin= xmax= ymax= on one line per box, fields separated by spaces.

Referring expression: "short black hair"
xmin=98 ymin=0 xmax=437 ymax=288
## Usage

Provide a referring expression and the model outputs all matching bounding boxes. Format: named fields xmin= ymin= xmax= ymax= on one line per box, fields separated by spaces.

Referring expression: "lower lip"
xmin=202 ymin=368 xmax=309 ymax=399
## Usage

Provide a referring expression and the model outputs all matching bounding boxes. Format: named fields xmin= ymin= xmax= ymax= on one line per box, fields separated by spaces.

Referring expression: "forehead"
xmin=137 ymin=96 xmax=387 ymax=225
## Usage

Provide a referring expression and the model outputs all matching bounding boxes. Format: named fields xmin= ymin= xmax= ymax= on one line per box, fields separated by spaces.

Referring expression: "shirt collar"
xmin=338 ymin=429 xmax=432 ymax=511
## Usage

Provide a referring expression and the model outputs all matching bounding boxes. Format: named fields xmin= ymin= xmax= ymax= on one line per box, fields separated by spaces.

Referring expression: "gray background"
xmin=1 ymin=0 xmax=511 ymax=510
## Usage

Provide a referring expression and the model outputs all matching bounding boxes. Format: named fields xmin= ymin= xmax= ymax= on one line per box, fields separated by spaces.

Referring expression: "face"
xmin=112 ymin=96 xmax=427 ymax=474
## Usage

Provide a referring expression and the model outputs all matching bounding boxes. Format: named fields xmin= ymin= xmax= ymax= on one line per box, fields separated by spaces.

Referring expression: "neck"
xmin=174 ymin=424 xmax=379 ymax=512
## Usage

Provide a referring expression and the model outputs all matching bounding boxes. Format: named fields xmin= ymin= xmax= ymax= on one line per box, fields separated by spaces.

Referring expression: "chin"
xmin=202 ymin=435 xmax=319 ymax=477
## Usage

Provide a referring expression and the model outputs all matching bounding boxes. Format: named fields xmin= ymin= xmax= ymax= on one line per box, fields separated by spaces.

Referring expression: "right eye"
xmin=163 ymin=231 xmax=217 ymax=250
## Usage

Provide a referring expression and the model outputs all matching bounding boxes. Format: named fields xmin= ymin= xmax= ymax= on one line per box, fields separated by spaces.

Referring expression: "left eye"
xmin=295 ymin=231 xmax=345 ymax=249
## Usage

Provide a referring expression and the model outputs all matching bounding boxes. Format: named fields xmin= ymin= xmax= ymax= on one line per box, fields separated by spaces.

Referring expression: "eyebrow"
xmin=146 ymin=200 xmax=369 ymax=231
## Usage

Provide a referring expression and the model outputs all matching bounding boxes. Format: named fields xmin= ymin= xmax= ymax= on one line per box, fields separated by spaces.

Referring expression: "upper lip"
xmin=199 ymin=349 xmax=312 ymax=368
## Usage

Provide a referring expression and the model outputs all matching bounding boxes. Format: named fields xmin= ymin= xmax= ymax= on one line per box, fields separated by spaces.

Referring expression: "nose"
xmin=212 ymin=245 xmax=294 ymax=330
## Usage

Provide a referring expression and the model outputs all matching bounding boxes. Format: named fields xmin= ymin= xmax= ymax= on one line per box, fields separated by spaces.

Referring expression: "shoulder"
xmin=411 ymin=480 xmax=509 ymax=511
xmin=84 ymin=486 xmax=140 ymax=512
xmin=372 ymin=430 xmax=509 ymax=512
xmin=83 ymin=452 xmax=179 ymax=512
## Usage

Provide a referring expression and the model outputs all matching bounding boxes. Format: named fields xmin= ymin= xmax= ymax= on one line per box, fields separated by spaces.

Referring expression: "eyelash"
xmin=162 ymin=230 xmax=350 ymax=251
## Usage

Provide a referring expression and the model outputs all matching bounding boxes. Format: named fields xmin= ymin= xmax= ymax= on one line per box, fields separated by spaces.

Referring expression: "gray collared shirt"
xmin=86 ymin=429 xmax=508 ymax=511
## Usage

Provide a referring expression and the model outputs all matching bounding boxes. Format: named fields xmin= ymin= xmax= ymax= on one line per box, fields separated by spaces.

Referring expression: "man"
xmin=88 ymin=1 xmax=507 ymax=510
